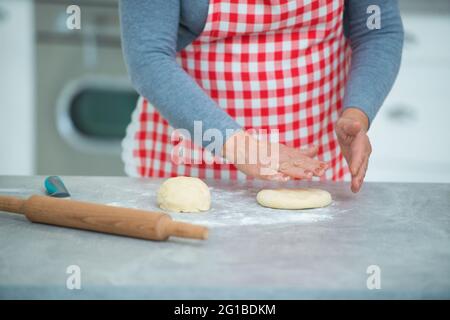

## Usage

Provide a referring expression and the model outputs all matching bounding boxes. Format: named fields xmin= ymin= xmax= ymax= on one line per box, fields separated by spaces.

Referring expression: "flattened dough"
xmin=256 ymin=188 xmax=332 ymax=209
xmin=157 ymin=176 xmax=211 ymax=212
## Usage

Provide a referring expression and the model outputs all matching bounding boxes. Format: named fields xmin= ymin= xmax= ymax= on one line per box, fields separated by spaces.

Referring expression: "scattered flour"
xmin=102 ymin=185 xmax=348 ymax=228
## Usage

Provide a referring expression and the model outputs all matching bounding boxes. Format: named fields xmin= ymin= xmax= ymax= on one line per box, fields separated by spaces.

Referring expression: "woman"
xmin=119 ymin=0 xmax=403 ymax=193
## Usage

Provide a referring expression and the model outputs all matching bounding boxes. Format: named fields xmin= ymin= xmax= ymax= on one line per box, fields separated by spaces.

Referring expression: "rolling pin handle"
xmin=0 ymin=196 xmax=26 ymax=215
xmin=165 ymin=220 xmax=209 ymax=240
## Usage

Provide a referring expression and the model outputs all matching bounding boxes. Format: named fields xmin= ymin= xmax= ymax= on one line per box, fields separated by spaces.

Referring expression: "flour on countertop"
xmin=171 ymin=201 xmax=345 ymax=227
xmin=98 ymin=185 xmax=348 ymax=228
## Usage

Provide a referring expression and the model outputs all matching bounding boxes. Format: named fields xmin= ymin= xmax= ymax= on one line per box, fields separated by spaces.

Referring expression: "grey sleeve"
xmin=119 ymin=0 xmax=240 ymax=149
xmin=343 ymin=0 xmax=404 ymax=126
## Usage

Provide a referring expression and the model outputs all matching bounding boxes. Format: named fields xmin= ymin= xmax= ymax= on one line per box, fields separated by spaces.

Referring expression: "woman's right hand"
xmin=222 ymin=130 xmax=328 ymax=181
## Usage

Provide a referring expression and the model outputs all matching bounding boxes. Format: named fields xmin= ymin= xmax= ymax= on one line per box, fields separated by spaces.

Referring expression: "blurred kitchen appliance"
xmin=35 ymin=0 xmax=137 ymax=176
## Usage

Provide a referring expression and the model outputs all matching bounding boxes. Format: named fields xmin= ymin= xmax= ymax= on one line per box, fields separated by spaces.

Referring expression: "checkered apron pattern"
xmin=122 ymin=0 xmax=352 ymax=180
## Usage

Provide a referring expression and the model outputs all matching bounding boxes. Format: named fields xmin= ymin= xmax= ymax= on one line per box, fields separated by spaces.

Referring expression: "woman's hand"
xmin=336 ymin=108 xmax=372 ymax=193
xmin=222 ymin=130 xmax=328 ymax=181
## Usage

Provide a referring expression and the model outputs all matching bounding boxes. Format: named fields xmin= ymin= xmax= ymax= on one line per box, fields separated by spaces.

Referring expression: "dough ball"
xmin=256 ymin=188 xmax=332 ymax=209
xmin=157 ymin=176 xmax=211 ymax=212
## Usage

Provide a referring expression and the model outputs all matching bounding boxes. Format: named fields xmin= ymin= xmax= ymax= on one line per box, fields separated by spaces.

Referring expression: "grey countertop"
xmin=0 ymin=176 xmax=449 ymax=299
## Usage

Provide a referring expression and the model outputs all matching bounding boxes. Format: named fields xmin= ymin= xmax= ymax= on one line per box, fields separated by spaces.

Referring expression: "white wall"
xmin=0 ymin=0 xmax=35 ymax=175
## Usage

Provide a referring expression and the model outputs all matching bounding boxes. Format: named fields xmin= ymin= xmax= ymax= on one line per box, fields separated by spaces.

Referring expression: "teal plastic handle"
xmin=44 ymin=176 xmax=70 ymax=198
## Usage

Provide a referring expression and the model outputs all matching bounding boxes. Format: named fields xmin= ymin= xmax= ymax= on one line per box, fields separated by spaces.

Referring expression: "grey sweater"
xmin=119 ymin=0 xmax=404 ymax=145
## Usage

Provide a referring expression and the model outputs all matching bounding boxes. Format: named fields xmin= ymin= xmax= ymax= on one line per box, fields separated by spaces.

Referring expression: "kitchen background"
xmin=0 ymin=0 xmax=449 ymax=182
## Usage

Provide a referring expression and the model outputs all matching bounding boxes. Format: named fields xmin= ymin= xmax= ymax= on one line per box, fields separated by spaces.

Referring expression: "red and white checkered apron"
xmin=122 ymin=0 xmax=351 ymax=180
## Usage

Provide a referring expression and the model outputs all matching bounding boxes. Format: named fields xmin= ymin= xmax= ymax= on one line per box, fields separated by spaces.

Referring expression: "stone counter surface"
xmin=0 ymin=176 xmax=449 ymax=299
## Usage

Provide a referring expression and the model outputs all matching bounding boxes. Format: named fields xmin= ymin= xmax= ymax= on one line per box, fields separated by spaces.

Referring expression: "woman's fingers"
xmin=350 ymin=149 xmax=364 ymax=176
xmin=351 ymin=134 xmax=371 ymax=193
xmin=228 ymin=132 xmax=331 ymax=181
xmin=265 ymin=172 xmax=290 ymax=182
xmin=279 ymin=161 xmax=314 ymax=179
xmin=294 ymin=157 xmax=324 ymax=176
xmin=355 ymin=153 xmax=368 ymax=179
xmin=316 ymin=161 xmax=329 ymax=176
xmin=299 ymin=145 xmax=318 ymax=158
xmin=351 ymin=155 xmax=368 ymax=193
xmin=234 ymin=139 xmax=331 ymax=180
xmin=272 ymin=142 xmax=333 ymax=179
xmin=280 ymin=156 xmax=329 ymax=179
xmin=349 ymin=133 xmax=368 ymax=175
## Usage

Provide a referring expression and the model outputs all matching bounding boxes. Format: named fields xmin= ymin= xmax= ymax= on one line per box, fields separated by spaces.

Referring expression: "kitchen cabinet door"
xmin=367 ymin=65 xmax=450 ymax=182
xmin=0 ymin=0 xmax=35 ymax=175
xmin=401 ymin=14 xmax=450 ymax=65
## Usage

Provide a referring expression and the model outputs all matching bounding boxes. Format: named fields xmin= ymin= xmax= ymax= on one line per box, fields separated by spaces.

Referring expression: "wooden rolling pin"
xmin=0 ymin=195 xmax=208 ymax=241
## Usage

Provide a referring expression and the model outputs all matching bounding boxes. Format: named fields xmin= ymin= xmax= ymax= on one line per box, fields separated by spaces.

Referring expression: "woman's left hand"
xmin=335 ymin=108 xmax=372 ymax=193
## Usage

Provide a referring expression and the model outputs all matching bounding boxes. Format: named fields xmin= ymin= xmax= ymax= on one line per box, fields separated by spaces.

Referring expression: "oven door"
xmin=36 ymin=0 xmax=137 ymax=176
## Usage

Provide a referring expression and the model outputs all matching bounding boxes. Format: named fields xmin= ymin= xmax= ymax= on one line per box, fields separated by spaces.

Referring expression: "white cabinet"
xmin=0 ymin=0 xmax=35 ymax=175
xmin=366 ymin=14 xmax=450 ymax=182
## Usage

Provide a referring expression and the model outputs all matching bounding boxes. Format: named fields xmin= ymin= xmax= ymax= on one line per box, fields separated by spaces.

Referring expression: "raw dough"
xmin=256 ymin=188 xmax=332 ymax=209
xmin=157 ymin=176 xmax=211 ymax=212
